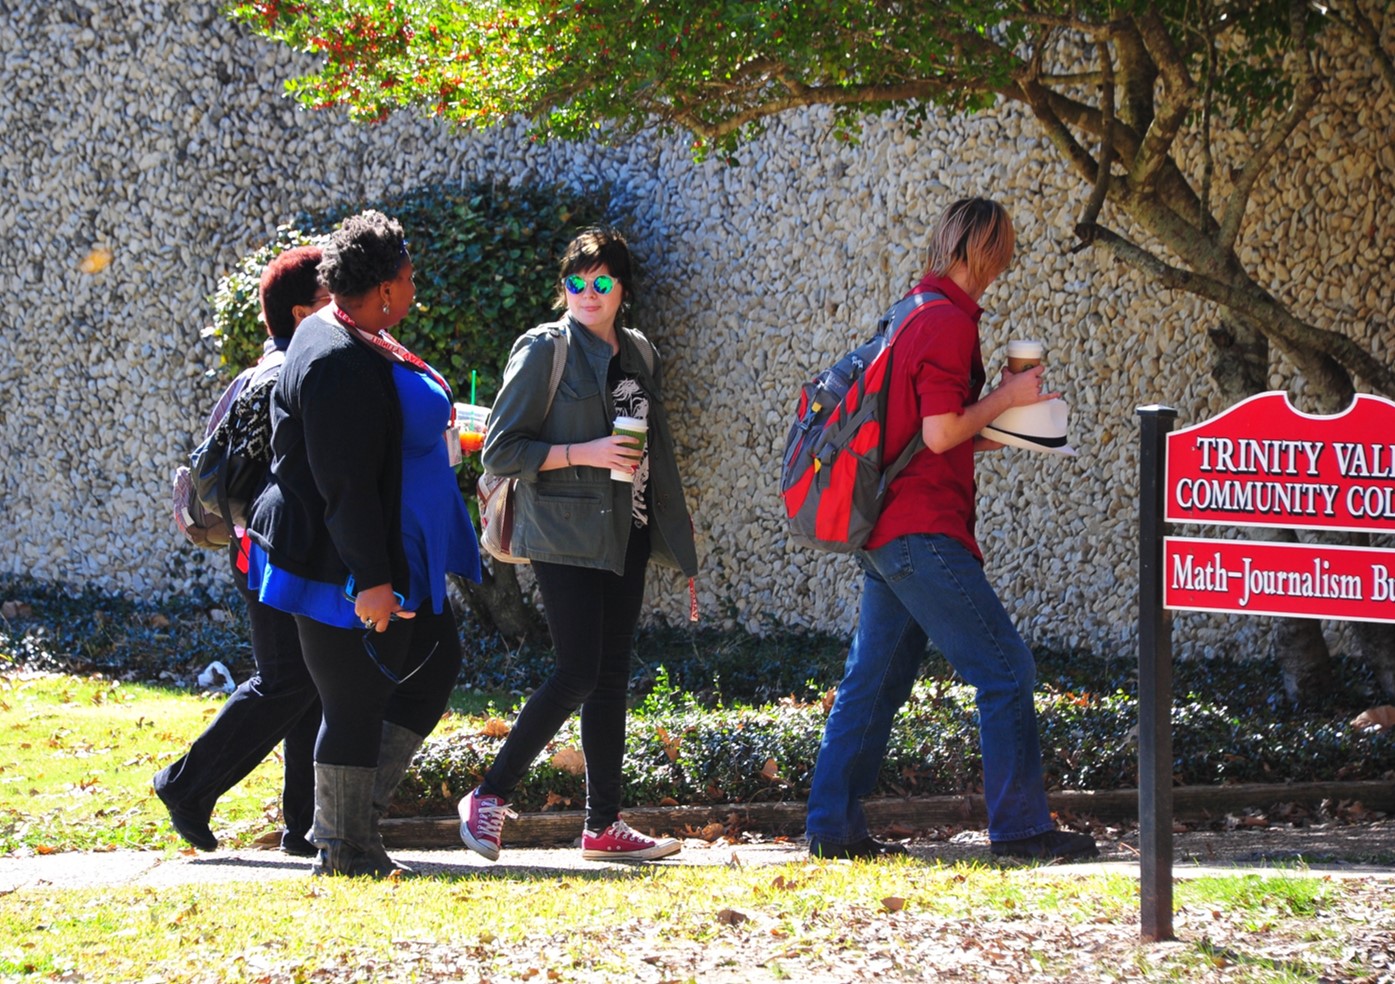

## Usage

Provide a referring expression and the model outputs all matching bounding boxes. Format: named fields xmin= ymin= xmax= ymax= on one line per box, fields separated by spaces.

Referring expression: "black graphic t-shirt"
xmin=608 ymin=356 xmax=650 ymax=529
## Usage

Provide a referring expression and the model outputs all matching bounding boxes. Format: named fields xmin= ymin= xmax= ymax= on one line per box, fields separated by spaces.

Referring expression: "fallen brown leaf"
xmin=715 ymin=908 xmax=748 ymax=926
xmin=480 ymin=717 xmax=511 ymax=738
xmin=1351 ymin=705 xmax=1395 ymax=732
xmin=550 ymin=747 xmax=585 ymax=775
xmin=656 ymin=726 xmax=681 ymax=761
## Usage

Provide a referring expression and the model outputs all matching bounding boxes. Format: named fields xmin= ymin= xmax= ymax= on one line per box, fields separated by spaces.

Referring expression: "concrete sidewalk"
xmin=5 ymin=823 xmax=1395 ymax=892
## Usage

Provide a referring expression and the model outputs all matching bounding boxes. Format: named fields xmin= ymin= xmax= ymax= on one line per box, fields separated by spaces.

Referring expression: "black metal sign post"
xmin=1136 ymin=405 xmax=1177 ymax=942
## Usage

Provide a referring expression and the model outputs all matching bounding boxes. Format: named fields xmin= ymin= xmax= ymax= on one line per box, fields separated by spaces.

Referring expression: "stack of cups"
xmin=610 ymin=416 xmax=648 ymax=482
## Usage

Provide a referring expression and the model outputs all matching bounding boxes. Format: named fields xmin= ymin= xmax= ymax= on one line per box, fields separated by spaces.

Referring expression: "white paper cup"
xmin=610 ymin=415 xmax=648 ymax=482
xmin=1007 ymin=339 xmax=1044 ymax=373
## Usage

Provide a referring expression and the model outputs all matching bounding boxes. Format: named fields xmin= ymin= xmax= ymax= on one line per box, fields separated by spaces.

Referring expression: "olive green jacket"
xmin=480 ymin=317 xmax=698 ymax=577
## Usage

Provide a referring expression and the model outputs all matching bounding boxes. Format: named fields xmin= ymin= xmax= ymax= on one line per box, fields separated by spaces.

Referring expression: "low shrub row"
xmin=397 ymin=665 xmax=1395 ymax=818
xmin=3 ymin=573 xmax=1392 ymax=819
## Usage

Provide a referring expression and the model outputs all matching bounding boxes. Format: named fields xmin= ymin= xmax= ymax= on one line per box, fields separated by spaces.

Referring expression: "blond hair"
xmin=923 ymin=198 xmax=1015 ymax=292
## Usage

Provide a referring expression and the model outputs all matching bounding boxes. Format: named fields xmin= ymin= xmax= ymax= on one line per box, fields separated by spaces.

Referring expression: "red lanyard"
xmin=334 ymin=307 xmax=454 ymax=416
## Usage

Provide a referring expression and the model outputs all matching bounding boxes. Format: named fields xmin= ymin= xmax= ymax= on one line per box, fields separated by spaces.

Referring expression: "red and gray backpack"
xmin=780 ymin=291 xmax=949 ymax=553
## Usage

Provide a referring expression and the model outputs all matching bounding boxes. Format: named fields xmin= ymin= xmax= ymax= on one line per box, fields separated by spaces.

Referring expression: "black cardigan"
xmin=248 ymin=309 xmax=409 ymax=597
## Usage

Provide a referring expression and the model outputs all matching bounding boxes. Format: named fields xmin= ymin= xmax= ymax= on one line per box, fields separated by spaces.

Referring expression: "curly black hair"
xmin=319 ymin=210 xmax=408 ymax=298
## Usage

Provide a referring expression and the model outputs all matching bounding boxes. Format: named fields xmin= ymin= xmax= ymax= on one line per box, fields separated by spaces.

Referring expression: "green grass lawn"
xmin=0 ymin=672 xmax=501 ymax=855
xmin=1 ymin=861 xmax=1388 ymax=983
xmin=4 ymin=672 xmax=1393 ymax=982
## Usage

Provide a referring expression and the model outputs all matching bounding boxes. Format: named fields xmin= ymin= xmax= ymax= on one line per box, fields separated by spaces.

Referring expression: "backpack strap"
xmin=539 ymin=324 xmax=569 ymax=420
xmin=878 ymin=290 xmax=952 ymax=491
xmin=882 ymin=291 xmax=947 ymax=342
xmin=621 ymin=326 xmax=657 ymax=377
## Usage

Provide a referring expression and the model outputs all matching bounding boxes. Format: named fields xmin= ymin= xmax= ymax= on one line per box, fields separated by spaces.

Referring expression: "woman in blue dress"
xmin=247 ymin=210 xmax=480 ymax=877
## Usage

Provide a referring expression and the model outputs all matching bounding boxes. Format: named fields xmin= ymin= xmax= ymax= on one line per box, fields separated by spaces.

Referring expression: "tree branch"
xmin=1217 ymin=0 xmax=1321 ymax=251
xmin=1006 ymin=10 xmax=1115 ymax=36
xmin=1127 ymin=9 xmax=1197 ymax=195
xmin=1080 ymin=223 xmax=1395 ymax=397
xmin=1038 ymin=86 xmax=1215 ymax=231
xmin=1326 ymin=0 xmax=1395 ymax=94
xmin=1077 ymin=222 xmax=1250 ymax=303
xmin=1017 ymin=78 xmax=1105 ymax=190
xmin=1077 ymin=40 xmax=1116 ymax=236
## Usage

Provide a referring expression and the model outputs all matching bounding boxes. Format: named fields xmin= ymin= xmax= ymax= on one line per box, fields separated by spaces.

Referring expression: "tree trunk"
xmin=1204 ymin=320 xmax=1338 ymax=702
xmin=1348 ymin=620 xmax=1395 ymax=701
xmin=1346 ymin=532 xmax=1395 ymax=700
xmin=1270 ymin=616 xmax=1338 ymax=705
xmin=457 ymin=561 xmax=547 ymax=645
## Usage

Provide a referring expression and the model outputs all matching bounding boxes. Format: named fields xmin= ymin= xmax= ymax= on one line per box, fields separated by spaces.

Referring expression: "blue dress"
xmin=248 ymin=363 xmax=481 ymax=628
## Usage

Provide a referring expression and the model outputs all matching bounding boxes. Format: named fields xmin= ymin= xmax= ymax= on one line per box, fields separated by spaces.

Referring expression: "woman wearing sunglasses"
xmin=246 ymin=210 xmax=481 ymax=877
xmin=459 ymin=227 xmax=697 ymax=863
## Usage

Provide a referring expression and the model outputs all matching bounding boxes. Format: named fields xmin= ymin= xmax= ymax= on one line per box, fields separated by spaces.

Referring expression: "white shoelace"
xmin=599 ymin=820 xmax=653 ymax=845
xmin=476 ymin=798 xmax=518 ymax=837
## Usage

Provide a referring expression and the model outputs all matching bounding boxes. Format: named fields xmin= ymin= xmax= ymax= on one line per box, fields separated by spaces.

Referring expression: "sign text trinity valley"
xmin=1162 ymin=392 xmax=1395 ymax=623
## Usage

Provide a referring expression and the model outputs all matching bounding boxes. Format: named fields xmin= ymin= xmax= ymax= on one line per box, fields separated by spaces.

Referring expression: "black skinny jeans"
xmin=482 ymin=526 xmax=650 ymax=831
xmin=154 ymin=566 xmax=321 ymax=838
xmin=295 ymin=602 xmax=463 ymax=766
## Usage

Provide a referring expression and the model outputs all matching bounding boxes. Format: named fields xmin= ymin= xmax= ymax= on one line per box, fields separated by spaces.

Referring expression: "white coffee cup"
xmin=610 ymin=416 xmax=648 ymax=482
xmin=1007 ymin=339 xmax=1045 ymax=374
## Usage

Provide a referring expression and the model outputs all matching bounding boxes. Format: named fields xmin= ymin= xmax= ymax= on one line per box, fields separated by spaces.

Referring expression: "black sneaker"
xmin=990 ymin=829 xmax=1098 ymax=862
xmin=808 ymin=835 xmax=909 ymax=860
xmin=153 ymin=784 xmax=218 ymax=852
xmin=280 ymin=830 xmax=319 ymax=858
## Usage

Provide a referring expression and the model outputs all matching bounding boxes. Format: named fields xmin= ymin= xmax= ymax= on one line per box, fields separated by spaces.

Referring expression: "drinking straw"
xmin=470 ymin=370 xmax=477 ymax=406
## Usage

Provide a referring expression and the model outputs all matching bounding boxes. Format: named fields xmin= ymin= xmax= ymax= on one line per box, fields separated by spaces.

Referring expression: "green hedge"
xmin=396 ymin=664 xmax=1395 ymax=818
xmin=207 ymin=182 xmax=609 ymax=490
xmin=2 ymin=574 xmax=1391 ymax=819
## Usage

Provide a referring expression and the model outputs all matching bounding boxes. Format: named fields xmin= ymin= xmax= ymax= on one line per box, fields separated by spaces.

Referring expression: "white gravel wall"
xmin=2 ymin=2 xmax=1391 ymax=663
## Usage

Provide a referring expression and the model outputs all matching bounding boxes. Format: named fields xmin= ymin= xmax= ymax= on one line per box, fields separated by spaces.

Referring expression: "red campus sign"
xmin=1162 ymin=392 xmax=1395 ymax=622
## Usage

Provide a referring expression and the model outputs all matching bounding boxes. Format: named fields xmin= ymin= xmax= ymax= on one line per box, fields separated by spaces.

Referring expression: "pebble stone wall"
xmin=2 ymin=2 xmax=1391 ymax=664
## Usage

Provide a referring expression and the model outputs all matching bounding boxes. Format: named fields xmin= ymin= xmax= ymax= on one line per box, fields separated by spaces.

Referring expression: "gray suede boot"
xmin=309 ymin=763 xmax=396 ymax=878
xmin=368 ymin=722 xmax=426 ymax=874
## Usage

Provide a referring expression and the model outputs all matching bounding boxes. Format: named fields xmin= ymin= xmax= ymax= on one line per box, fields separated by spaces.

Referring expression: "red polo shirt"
xmin=864 ymin=275 xmax=987 ymax=561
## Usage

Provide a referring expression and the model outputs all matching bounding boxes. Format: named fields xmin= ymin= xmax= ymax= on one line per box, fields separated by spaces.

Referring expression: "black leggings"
xmin=295 ymin=602 xmax=463 ymax=766
xmin=483 ymin=526 xmax=650 ymax=830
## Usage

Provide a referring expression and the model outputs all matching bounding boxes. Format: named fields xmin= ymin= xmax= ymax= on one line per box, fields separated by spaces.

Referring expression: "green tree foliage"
xmin=208 ymin=181 xmax=608 ymax=641
xmin=227 ymin=0 xmax=1395 ymax=700
xmin=226 ymin=0 xmax=1394 ymax=402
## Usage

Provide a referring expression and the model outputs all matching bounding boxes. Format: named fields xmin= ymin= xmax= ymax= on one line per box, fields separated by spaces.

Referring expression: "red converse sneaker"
xmin=457 ymin=787 xmax=517 ymax=862
xmin=581 ymin=820 xmax=681 ymax=861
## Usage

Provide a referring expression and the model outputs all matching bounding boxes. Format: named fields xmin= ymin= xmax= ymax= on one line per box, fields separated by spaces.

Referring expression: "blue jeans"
xmin=806 ymin=534 xmax=1054 ymax=844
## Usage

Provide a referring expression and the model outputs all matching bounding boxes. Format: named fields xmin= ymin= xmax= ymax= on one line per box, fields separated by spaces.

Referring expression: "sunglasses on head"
xmin=563 ymin=274 xmax=616 ymax=295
